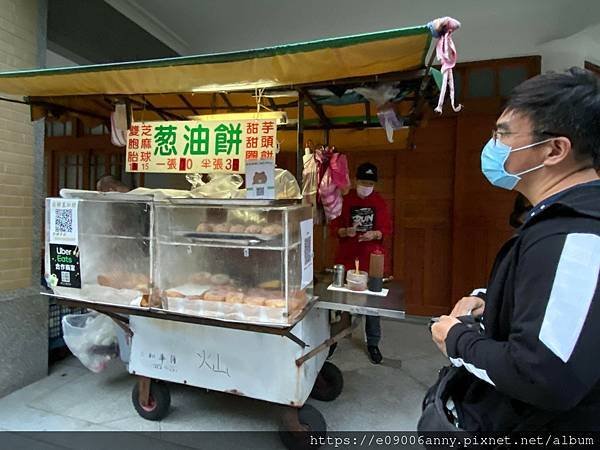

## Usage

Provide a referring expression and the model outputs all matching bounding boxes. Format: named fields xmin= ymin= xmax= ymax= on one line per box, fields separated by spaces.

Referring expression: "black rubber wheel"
xmin=279 ymin=404 xmax=327 ymax=450
xmin=132 ymin=380 xmax=171 ymax=421
xmin=327 ymin=342 xmax=338 ymax=359
xmin=310 ymin=361 xmax=344 ymax=402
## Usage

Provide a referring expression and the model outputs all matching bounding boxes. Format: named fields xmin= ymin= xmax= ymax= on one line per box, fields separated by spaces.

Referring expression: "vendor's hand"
xmin=450 ymin=296 xmax=485 ymax=319
xmin=358 ymin=230 xmax=381 ymax=242
xmin=346 ymin=226 xmax=357 ymax=238
xmin=431 ymin=315 xmax=461 ymax=357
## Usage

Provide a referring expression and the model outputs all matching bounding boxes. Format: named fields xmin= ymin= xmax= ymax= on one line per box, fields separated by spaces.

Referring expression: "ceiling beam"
xmin=219 ymin=92 xmax=234 ymax=110
xmin=178 ymin=94 xmax=199 ymax=115
xmin=123 ymin=96 xmax=185 ymax=120
xmin=299 ymin=88 xmax=332 ymax=129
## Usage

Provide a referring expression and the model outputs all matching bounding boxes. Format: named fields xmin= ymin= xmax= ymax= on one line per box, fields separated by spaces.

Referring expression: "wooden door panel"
xmin=451 ymin=115 xmax=515 ymax=302
xmin=395 ymin=117 xmax=456 ymax=315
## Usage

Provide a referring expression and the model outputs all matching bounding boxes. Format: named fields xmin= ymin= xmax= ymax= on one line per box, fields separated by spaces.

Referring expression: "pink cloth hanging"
xmin=316 ymin=147 xmax=350 ymax=222
xmin=430 ymin=17 xmax=463 ymax=114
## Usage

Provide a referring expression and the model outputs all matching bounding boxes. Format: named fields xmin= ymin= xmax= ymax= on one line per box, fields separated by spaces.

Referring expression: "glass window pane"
xmin=96 ymin=155 xmax=106 ymax=178
xmin=90 ymin=124 xmax=104 ymax=135
xmin=499 ymin=66 xmax=529 ymax=97
xmin=52 ymin=121 xmax=63 ymax=136
xmin=65 ymin=121 xmax=73 ymax=136
xmin=468 ymin=67 xmax=495 ymax=98
xmin=58 ymin=156 xmax=66 ymax=188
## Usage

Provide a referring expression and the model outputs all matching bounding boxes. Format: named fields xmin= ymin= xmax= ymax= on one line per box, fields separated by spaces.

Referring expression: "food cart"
xmin=0 ymin=17 xmax=455 ymax=449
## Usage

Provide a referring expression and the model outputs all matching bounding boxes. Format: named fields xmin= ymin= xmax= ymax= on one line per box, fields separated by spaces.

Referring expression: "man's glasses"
xmin=491 ymin=129 xmax=565 ymax=145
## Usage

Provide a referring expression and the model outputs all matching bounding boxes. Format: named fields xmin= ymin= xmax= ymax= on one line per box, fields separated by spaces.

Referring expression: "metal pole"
xmin=296 ymin=91 xmax=305 ymax=183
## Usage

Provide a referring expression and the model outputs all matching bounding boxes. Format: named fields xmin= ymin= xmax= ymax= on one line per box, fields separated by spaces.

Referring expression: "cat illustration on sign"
xmin=253 ymin=172 xmax=268 ymax=185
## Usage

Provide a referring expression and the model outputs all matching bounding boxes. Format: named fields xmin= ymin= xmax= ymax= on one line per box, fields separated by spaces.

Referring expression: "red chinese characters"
xmin=246 ymin=136 xmax=259 ymax=149
xmin=261 ymin=121 xmax=275 ymax=134
xmin=246 ymin=150 xmax=259 ymax=160
xmin=213 ymin=158 xmax=224 ymax=171
xmin=128 ymin=138 xmax=139 ymax=149
xmin=246 ymin=122 xmax=259 ymax=134
xmin=261 ymin=135 xmax=274 ymax=149
xmin=260 ymin=150 xmax=274 ymax=160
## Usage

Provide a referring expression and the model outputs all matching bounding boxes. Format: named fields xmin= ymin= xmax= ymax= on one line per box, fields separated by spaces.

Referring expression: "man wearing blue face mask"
xmin=428 ymin=67 xmax=600 ymax=432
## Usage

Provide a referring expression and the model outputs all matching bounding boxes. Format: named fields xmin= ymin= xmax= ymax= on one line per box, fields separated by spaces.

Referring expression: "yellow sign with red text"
xmin=125 ymin=119 xmax=277 ymax=173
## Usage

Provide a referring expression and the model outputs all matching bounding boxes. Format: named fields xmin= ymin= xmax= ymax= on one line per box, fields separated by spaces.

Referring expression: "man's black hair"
xmin=504 ymin=67 xmax=600 ymax=169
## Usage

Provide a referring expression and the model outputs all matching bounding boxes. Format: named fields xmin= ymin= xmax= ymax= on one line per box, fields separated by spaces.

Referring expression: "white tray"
xmin=327 ymin=284 xmax=389 ymax=297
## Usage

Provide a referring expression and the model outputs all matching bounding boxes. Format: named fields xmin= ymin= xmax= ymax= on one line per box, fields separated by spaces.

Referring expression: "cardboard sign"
xmin=245 ymin=160 xmax=276 ymax=199
xmin=126 ymin=119 xmax=277 ymax=174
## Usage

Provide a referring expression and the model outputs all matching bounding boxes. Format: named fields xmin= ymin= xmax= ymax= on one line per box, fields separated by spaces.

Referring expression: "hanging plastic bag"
xmin=62 ymin=312 xmax=119 ymax=373
xmin=354 ymin=84 xmax=404 ymax=143
xmin=377 ymin=103 xmax=405 ymax=143
xmin=275 ymin=168 xmax=302 ymax=199
xmin=354 ymin=84 xmax=400 ymax=107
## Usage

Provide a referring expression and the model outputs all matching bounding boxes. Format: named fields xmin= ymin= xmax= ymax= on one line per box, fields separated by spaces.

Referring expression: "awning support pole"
xmin=296 ymin=90 xmax=304 ymax=183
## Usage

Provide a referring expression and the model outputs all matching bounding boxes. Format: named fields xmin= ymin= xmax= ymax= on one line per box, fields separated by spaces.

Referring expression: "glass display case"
xmin=44 ymin=194 xmax=313 ymax=326
xmin=154 ymin=200 xmax=313 ymax=325
xmin=44 ymin=195 xmax=153 ymax=307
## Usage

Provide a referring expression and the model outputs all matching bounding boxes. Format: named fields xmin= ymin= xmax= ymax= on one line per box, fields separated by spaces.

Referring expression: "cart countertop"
xmin=313 ymin=275 xmax=405 ymax=320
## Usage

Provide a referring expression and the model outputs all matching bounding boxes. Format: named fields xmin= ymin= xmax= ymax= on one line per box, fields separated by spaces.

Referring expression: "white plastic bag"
xmin=377 ymin=104 xmax=405 ymax=143
xmin=354 ymin=84 xmax=400 ymax=107
xmin=189 ymin=173 xmax=244 ymax=198
xmin=62 ymin=313 xmax=119 ymax=373
xmin=275 ymin=168 xmax=302 ymax=199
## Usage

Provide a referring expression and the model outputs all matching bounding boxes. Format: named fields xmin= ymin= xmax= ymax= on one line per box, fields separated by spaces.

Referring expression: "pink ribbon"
xmin=432 ymin=17 xmax=463 ymax=114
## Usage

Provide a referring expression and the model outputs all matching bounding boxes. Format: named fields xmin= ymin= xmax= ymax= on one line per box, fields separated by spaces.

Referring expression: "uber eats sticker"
xmin=49 ymin=244 xmax=81 ymax=288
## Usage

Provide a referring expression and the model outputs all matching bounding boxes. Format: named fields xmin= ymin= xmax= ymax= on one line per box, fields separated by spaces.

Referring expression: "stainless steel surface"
xmin=59 ymin=189 xmax=153 ymax=202
xmin=166 ymin=197 xmax=301 ymax=207
xmin=313 ymin=278 xmax=405 ymax=319
xmin=180 ymin=231 xmax=279 ymax=242
xmin=333 ymin=264 xmax=345 ymax=287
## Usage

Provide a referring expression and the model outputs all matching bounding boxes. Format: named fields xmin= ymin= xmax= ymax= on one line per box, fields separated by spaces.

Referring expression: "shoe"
xmin=367 ymin=345 xmax=383 ymax=364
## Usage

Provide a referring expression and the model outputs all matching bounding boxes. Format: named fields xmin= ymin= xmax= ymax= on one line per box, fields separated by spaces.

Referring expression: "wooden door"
xmin=394 ymin=118 xmax=456 ymax=316
xmin=451 ymin=113 xmax=516 ymax=301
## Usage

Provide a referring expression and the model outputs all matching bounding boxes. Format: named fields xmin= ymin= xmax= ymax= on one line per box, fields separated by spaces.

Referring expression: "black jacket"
xmin=446 ymin=181 xmax=600 ymax=431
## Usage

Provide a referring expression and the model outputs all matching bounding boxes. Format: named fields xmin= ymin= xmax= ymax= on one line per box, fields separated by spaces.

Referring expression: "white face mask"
xmin=356 ymin=185 xmax=374 ymax=198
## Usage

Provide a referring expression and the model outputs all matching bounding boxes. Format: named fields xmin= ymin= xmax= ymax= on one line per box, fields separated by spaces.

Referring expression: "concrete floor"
xmin=0 ymin=318 xmax=447 ymax=448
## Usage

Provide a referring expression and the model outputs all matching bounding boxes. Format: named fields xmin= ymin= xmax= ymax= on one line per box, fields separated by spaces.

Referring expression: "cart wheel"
xmin=310 ymin=361 xmax=343 ymax=402
xmin=279 ymin=404 xmax=326 ymax=450
xmin=327 ymin=342 xmax=338 ymax=359
xmin=132 ymin=380 xmax=171 ymax=421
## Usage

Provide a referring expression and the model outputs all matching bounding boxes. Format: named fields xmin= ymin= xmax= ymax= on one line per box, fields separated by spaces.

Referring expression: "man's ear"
xmin=544 ymin=137 xmax=571 ymax=167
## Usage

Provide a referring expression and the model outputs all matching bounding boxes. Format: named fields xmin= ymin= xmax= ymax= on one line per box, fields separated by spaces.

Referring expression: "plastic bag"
xmin=62 ymin=313 xmax=119 ymax=373
xmin=377 ymin=104 xmax=405 ymax=143
xmin=275 ymin=168 xmax=301 ymax=199
xmin=190 ymin=173 xmax=244 ymax=198
xmin=354 ymin=84 xmax=400 ymax=107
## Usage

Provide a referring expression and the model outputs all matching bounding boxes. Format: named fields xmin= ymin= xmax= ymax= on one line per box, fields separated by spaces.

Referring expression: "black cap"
xmin=356 ymin=162 xmax=378 ymax=182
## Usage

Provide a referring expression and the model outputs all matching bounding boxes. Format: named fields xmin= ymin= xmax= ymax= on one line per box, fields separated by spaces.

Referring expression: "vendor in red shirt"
xmin=332 ymin=162 xmax=392 ymax=364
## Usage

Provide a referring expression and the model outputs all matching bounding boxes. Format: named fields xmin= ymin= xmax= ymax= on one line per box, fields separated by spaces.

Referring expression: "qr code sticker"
xmin=257 ymin=187 xmax=265 ymax=196
xmin=303 ymin=233 xmax=313 ymax=266
xmin=61 ymin=271 xmax=71 ymax=283
xmin=55 ymin=208 xmax=73 ymax=233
